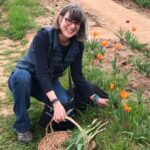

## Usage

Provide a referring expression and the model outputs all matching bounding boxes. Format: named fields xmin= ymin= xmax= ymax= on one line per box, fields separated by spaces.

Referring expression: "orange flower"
xmin=131 ymin=26 xmax=136 ymax=32
xmin=109 ymin=83 xmax=115 ymax=91
xmin=92 ymin=31 xmax=100 ymax=38
xmin=114 ymin=43 xmax=120 ymax=51
xmin=101 ymin=40 xmax=108 ymax=47
xmin=124 ymin=104 xmax=131 ymax=112
xmin=120 ymin=90 xmax=129 ymax=99
xmin=97 ymin=53 xmax=103 ymax=61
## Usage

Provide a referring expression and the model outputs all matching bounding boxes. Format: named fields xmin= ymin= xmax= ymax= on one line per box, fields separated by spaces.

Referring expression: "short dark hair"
xmin=53 ymin=3 xmax=88 ymax=42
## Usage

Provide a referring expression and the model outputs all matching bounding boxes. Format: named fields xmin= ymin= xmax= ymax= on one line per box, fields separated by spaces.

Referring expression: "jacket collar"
xmin=52 ymin=29 xmax=79 ymax=55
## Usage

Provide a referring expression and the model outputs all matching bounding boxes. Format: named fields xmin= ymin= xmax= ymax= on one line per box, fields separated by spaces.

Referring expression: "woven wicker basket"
xmin=38 ymin=116 xmax=95 ymax=150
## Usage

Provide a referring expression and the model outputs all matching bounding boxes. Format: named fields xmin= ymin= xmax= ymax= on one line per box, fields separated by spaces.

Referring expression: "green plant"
xmin=20 ymin=39 xmax=28 ymax=46
xmin=133 ymin=58 xmax=150 ymax=77
xmin=64 ymin=119 xmax=108 ymax=150
xmin=0 ymin=0 xmax=5 ymax=5
xmin=116 ymin=28 xmax=148 ymax=54
xmin=125 ymin=30 xmax=147 ymax=51
xmin=121 ymin=96 xmax=150 ymax=146
xmin=84 ymin=39 xmax=105 ymax=63
xmin=115 ymin=27 xmax=125 ymax=43
xmin=111 ymin=53 xmax=119 ymax=75
xmin=144 ymin=50 xmax=150 ymax=58
xmin=133 ymin=0 xmax=150 ymax=8
xmin=0 ymin=27 xmax=6 ymax=36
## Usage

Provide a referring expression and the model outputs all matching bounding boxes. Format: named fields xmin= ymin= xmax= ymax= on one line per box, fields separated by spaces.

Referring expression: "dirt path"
xmin=77 ymin=0 xmax=150 ymax=47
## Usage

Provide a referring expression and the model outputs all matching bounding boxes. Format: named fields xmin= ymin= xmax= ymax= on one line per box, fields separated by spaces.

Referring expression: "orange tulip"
xmin=124 ymin=104 xmax=131 ymax=112
xmin=120 ymin=90 xmax=129 ymax=99
xmin=101 ymin=40 xmax=108 ymax=47
xmin=92 ymin=31 xmax=100 ymax=38
xmin=131 ymin=26 xmax=136 ymax=32
xmin=109 ymin=83 xmax=115 ymax=91
xmin=97 ymin=53 xmax=103 ymax=61
xmin=114 ymin=43 xmax=120 ymax=51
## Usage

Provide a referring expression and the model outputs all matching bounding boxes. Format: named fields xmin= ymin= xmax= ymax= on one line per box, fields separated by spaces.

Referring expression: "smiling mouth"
xmin=66 ymin=28 xmax=75 ymax=34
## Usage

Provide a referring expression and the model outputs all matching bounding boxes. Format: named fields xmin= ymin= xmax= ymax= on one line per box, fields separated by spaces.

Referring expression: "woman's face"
xmin=59 ymin=12 xmax=80 ymax=39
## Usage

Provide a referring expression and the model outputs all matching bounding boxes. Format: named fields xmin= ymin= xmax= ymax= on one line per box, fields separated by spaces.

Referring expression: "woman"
xmin=8 ymin=3 xmax=108 ymax=143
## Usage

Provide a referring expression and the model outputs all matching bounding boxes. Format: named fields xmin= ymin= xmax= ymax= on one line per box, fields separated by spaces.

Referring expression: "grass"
xmin=20 ymin=39 xmax=28 ymax=46
xmin=0 ymin=0 xmax=44 ymax=40
xmin=2 ymin=60 xmax=149 ymax=150
xmin=76 ymin=96 xmax=150 ymax=149
xmin=0 ymin=28 xmax=6 ymax=36
xmin=1 ymin=38 xmax=150 ymax=150
xmin=7 ymin=6 xmax=32 ymax=40
xmin=0 ymin=49 xmax=14 ymax=56
xmin=133 ymin=0 xmax=150 ymax=8
xmin=0 ymin=100 xmax=45 ymax=150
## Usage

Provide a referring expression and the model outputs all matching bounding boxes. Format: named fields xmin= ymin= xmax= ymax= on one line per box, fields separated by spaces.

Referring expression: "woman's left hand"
xmin=96 ymin=98 xmax=109 ymax=107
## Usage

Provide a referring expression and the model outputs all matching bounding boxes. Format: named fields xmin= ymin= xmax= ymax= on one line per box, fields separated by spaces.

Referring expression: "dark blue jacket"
xmin=16 ymin=27 xmax=81 ymax=78
xmin=16 ymin=27 xmax=94 ymax=97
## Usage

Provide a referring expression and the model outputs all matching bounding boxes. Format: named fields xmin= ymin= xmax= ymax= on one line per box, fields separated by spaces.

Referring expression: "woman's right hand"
xmin=52 ymin=101 xmax=67 ymax=123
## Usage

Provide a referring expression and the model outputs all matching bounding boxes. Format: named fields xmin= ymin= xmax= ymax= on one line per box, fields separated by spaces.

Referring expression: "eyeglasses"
xmin=63 ymin=17 xmax=80 ymax=27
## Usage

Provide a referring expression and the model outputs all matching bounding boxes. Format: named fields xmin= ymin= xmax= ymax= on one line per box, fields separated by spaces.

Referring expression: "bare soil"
xmin=0 ymin=0 xmax=150 ymax=116
xmin=113 ymin=0 xmax=150 ymax=19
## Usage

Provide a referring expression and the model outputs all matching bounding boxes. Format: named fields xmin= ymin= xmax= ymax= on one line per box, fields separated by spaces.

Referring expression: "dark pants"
xmin=8 ymin=68 xmax=70 ymax=132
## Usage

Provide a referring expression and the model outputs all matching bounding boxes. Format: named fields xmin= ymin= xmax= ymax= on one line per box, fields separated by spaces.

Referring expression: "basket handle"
xmin=46 ymin=116 xmax=89 ymax=150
